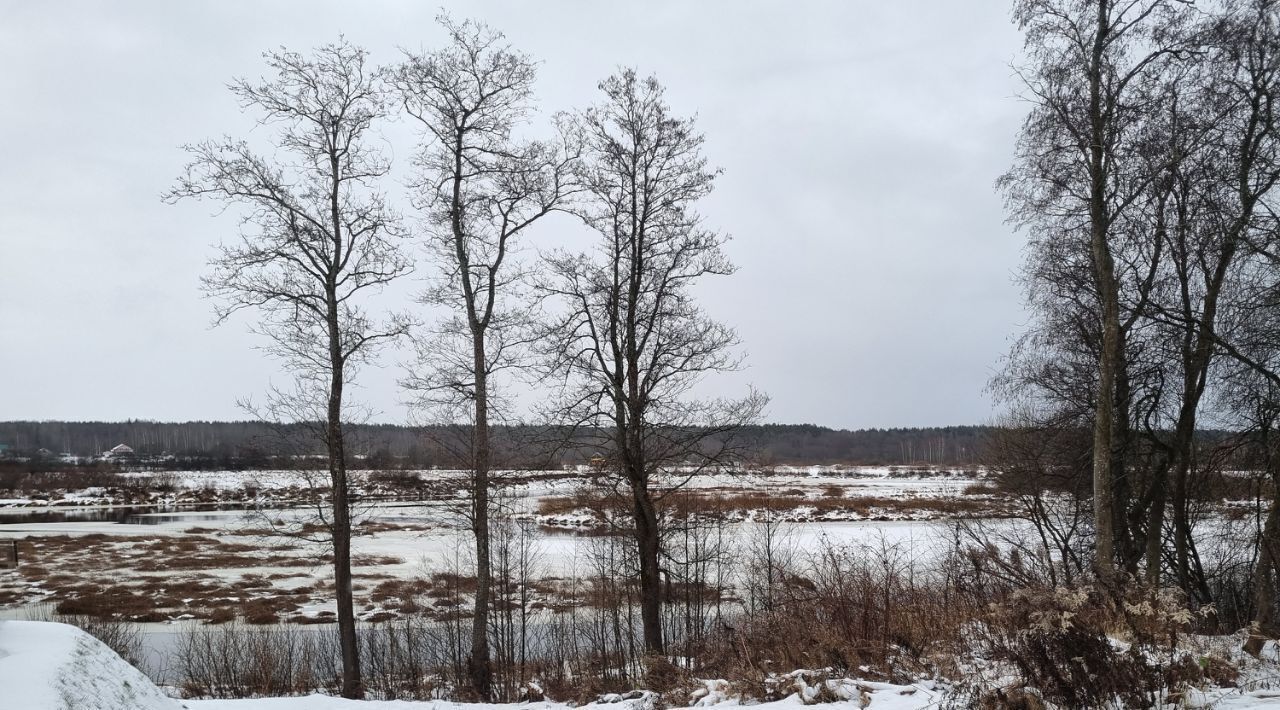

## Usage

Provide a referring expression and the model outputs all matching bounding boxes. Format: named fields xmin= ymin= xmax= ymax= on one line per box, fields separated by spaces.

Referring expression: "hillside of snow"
xmin=0 ymin=620 xmax=182 ymax=710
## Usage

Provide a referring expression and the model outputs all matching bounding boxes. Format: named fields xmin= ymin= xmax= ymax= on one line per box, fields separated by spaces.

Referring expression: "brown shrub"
xmin=56 ymin=589 xmax=158 ymax=621
xmin=241 ymin=596 xmax=293 ymax=625
xmin=206 ymin=607 xmax=236 ymax=624
xmin=976 ymin=585 xmax=1216 ymax=708
xmin=644 ymin=654 xmax=686 ymax=693
xmin=232 ymin=575 xmax=272 ymax=590
xmin=431 ymin=572 xmax=477 ymax=593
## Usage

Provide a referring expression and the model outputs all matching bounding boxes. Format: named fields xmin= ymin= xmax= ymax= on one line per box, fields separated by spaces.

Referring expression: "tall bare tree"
xmin=1005 ymin=0 xmax=1192 ymax=576
xmin=540 ymin=70 xmax=765 ymax=658
xmin=1144 ymin=0 xmax=1280 ymax=592
xmin=393 ymin=18 xmax=578 ymax=701
xmin=167 ymin=41 xmax=410 ymax=699
xmin=1178 ymin=0 xmax=1280 ymax=644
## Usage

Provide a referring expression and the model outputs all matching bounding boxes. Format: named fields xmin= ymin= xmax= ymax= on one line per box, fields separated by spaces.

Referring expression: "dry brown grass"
xmin=0 ymin=532 xmax=412 ymax=623
xmin=431 ymin=572 xmax=478 ymax=593
xmin=207 ymin=607 xmax=236 ymax=624
xmin=56 ymin=588 xmax=163 ymax=622
xmin=538 ymin=487 xmax=1010 ymax=526
xmin=356 ymin=520 xmax=433 ymax=534
xmin=674 ymin=490 xmax=1003 ymax=521
xmin=241 ymin=595 xmax=298 ymax=624
xmin=536 ymin=489 xmax=621 ymax=517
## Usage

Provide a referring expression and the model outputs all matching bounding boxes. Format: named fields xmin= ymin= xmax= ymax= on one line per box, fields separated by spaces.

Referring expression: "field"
xmin=0 ymin=466 xmax=1003 ymax=627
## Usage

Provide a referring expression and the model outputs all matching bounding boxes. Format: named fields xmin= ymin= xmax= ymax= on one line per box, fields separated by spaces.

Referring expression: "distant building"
xmin=102 ymin=443 xmax=136 ymax=459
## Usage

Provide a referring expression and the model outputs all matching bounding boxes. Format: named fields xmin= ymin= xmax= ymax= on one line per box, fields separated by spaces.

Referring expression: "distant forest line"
xmin=0 ymin=421 xmax=991 ymax=469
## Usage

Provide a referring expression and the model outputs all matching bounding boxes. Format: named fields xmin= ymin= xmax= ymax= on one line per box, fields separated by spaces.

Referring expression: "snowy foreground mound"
xmin=0 ymin=620 xmax=181 ymax=710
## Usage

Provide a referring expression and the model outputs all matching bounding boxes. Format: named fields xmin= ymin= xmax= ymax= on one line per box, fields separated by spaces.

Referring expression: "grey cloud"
xmin=0 ymin=0 xmax=1028 ymax=428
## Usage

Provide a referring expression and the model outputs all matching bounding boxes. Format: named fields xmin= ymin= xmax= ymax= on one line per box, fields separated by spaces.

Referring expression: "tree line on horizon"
xmin=0 ymin=420 xmax=993 ymax=469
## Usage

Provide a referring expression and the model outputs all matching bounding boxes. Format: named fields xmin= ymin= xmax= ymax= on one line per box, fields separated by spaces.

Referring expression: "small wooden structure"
xmin=0 ymin=540 xmax=17 ymax=569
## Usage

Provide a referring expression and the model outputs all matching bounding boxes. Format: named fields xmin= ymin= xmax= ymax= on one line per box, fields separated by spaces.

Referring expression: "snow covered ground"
xmin=6 ymin=620 xmax=1280 ymax=709
xmin=185 ymin=690 xmax=939 ymax=710
xmin=0 ymin=620 xmax=946 ymax=710
xmin=0 ymin=500 xmax=977 ymax=604
xmin=0 ymin=466 xmax=985 ymax=509
xmin=0 ymin=466 xmax=1000 ymax=622
xmin=7 ymin=468 xmax=1280 ymax=708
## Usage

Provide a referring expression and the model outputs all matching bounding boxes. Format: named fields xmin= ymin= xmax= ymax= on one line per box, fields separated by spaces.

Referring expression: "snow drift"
xmin=0 ymin=620 xmax=182 ymax=710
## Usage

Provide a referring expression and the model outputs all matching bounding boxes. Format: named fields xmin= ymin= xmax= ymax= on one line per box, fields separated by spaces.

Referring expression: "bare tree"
xmin=1141 ymin=0 xmax=1280 ymax=593
xmin=167 ymin=41 xmax=410 ymax=699
xmin=393 ymin=17 xmax=578 ymax=701
xmin=1182 ymin=1 xmax=1280 ymax=642
xmin=1004 ymin=0 xmax=1193 ymax=576
xmin=539 ymin=70 xmax=766 ymax=658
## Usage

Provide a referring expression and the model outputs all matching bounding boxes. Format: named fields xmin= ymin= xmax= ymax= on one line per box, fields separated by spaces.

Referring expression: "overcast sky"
xmin=0 ymin=1 xmax=1029 ymax=429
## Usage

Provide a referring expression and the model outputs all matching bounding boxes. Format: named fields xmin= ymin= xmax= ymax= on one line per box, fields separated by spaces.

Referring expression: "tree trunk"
xmin=633 ymin=478 xmax=664 ymax=656
xmin=468 ymin=330 xmax=494 ymax=701
xmin=1112 ymin=347 xmax=1141 ymax=573
xmin=1166 ymin=227 xmax=1239 ymax=597
xmin=1088 ymin=0 xmax=1119 ymax=578
xmin=328 ymin=150 xmax=362 ymax=700
xmin=618 ymin=391 xmax=663 ymax=657
xmin=1145 ymin=474 xmax=1167 ymax=585
xmin=328 ymin=316 xmax=362 ymax=700
xmin=1090 ymin=196 xmax=1121 ymax=578
xmin=1172 ymin=421 xmax=1194 ymax=591
xmin=1247 ymin=479 xmax=1280 ymax=655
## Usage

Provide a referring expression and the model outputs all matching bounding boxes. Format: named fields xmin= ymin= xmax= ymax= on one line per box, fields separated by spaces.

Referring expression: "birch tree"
xmin=1004 ymin=0 xmax=1192 ymax=576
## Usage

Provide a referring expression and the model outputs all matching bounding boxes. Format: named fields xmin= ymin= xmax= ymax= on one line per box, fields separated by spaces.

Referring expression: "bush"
xmin=972 ymin=584 xmax=1212 ymax=708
